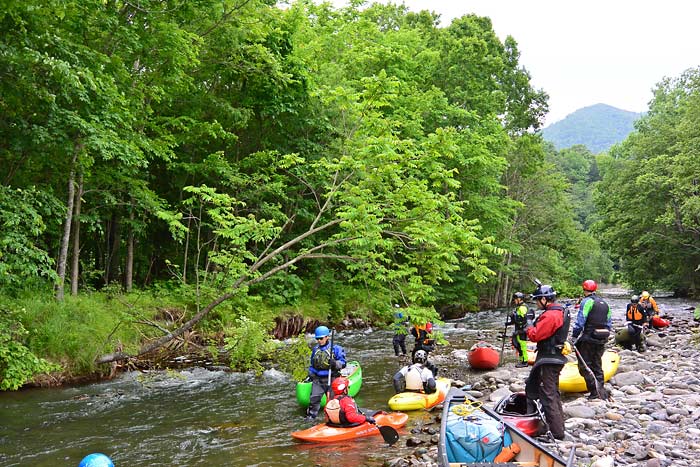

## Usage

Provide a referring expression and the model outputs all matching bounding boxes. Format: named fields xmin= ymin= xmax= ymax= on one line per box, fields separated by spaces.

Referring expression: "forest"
xmin=1 ymin=0 xmax=699 ymax=389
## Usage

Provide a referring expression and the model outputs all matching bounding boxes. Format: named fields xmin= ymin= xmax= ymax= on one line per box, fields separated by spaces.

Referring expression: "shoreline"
xmin=389 ymin=306 xmax=700 ymax=467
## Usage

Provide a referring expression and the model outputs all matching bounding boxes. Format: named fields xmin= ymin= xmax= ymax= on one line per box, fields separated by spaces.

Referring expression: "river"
xmin=0 ymin=289 xmax=695 ymax=466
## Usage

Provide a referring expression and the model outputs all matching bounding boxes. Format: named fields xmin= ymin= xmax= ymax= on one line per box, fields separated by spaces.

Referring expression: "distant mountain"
xmin=541 ymin=104 xmax=642 ymax=154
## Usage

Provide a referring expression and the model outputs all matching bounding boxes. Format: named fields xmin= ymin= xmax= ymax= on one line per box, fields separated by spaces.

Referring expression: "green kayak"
xmin=296 ymin=360 xmax=362 ymax=408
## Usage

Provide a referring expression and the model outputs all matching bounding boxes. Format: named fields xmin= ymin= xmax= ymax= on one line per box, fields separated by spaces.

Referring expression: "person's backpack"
xmin=445 ymin=411 xmax=510 ymax=463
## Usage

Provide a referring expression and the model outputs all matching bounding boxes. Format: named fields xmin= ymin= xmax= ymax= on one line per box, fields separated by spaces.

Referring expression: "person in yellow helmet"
xmin=639 ymin=291 xmax=660 ymax=326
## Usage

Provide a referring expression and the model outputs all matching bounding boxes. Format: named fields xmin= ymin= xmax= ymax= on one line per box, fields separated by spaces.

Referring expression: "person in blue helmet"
xmin=78 ymin=453 xmax=114 ymax=467
xmin=391 ymin=304 xmax=408 ymax=357
xmin=306 ymin=325 xmax=347 ymax=420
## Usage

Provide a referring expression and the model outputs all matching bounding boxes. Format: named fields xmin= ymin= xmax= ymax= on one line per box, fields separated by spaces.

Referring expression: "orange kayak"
xmin=291 ymin=412 xmax=408 ymax=443
xmin=468 ymin=342 xmax=499 ymax=370
xmin=651 ymin=315 xmax=670 ymax=328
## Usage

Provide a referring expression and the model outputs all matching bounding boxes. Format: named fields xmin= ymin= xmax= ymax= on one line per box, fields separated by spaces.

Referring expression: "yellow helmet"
xmin=641 ymin=291 xmax=650 ymax=299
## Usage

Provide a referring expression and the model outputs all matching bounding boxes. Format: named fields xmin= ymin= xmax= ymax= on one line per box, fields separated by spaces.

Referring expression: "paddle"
xmin=377 ymin=425 xmax=399 ymax=445
xmin=570 ymin=337 xmax=607 ymax=400
xmin=326 ymin=328 xmax=335 ymax=403
xmin=498 ymin=313 xmax=509 ymax=365
xmin=364 ymin=410 xmax=399 ymax=445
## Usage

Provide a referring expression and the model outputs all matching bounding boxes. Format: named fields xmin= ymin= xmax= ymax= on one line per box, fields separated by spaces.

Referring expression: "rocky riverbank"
xmin=384 ymin=306 xmax=700 ymax=467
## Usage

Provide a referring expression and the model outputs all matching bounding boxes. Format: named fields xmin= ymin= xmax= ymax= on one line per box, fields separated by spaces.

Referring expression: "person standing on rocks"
xmin=571 ymin=280 xmax=612 ymax=400
xmin=524 ymin=283 xmax=570 ymax=440
xmin=639 ymin=291 xmax=660 ymax=326
xmin=508 ymin=291 xmax=534 ymax=368
xmin=625 ymin=295 xmax=648 ymax=352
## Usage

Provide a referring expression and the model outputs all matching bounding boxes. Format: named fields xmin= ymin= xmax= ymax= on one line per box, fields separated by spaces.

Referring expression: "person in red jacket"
xmin=524 ymin=283 xmax=571 ymax=441
xmin=324 ymin=377 xmax=376 ymax=427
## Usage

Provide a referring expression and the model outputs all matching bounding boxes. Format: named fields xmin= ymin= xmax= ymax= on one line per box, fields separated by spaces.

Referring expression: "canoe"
xmin=296 ymin=360 xmax=362 ymax=408
xmin=558 ymin=350 xmax=620 ymax=393
xmin=468 ymin=342 xmax=499 ymax=370
xmin=438 ymin=387 xmax=574 ymax=466
xmin=493 ymin=392 xmax=543 ymax=437
xmin=388 ymin=377 xmax=452 ymax=411
xmin=651 ymin=315 xmax=670 ymax=328
xmin=291 ymin=411 xmax=408 ymax=443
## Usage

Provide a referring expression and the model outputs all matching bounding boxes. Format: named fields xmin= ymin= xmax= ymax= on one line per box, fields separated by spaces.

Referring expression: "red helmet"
xmin=582 ymin=280 xmax=597 ymax=292
xmin=332 ymin=377 xmax=350 ymax=395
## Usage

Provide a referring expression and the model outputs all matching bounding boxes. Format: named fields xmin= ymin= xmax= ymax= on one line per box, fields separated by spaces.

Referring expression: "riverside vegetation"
xmin=2 ymin=1 xmax=700 ymax=390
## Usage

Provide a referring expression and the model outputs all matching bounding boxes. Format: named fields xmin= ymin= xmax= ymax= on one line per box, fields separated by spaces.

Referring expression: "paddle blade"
xmin=378 ymin=425 xmax=399 ymax=445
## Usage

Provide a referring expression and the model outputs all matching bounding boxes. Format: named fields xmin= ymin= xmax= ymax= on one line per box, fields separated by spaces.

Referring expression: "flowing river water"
xmin=1 ymin=290 xmax=696 ymax=466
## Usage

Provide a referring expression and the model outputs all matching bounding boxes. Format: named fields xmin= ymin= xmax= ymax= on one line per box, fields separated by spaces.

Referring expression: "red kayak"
xmin=468 ymin=341 xmax=499 ymax=370
xmin=651 ymin=315 xmax=670 ymax=328
xmin=291 ymin=412 xmax=408 ymax=443
xmin=494 ymin=392 xmax=543 ymax=437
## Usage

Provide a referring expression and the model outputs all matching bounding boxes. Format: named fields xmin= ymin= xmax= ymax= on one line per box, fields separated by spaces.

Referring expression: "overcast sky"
xmin=327 ymin=0 xmax=700 ymax=125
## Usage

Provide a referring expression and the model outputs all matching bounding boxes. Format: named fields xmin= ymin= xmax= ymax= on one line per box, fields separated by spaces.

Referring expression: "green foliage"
xmin=274 ymin=334 xmax=312 ymax=381
xmin=0 ymin=187 xmax=61 ymax=292
xmin=223 ymin=316 xmax=276 ymax=375
xmin=593 ymin=68 xmax=700 ymax=293
xmin=0 ymin=307 xmax=61 ymax=390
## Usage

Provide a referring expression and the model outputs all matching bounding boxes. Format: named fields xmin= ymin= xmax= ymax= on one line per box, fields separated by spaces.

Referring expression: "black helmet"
xmin=512 ymin=292 xmax=525 ymax=300
xmin=631 ymin=295 xmax=639 ymax=303
xmin=531 ymin=284 xmax=556 ymax=300
xmin=413 ymin=350 xmax=428 ymax=364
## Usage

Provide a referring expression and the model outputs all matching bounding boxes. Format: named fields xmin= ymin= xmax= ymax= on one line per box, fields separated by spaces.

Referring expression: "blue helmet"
xmin=314 ymin=325 xmax=330 ymax=339
xmin=532 ymin=284 xmax=556 ymax=300
xmin=78 ymin=453 xmax=114 ymax=467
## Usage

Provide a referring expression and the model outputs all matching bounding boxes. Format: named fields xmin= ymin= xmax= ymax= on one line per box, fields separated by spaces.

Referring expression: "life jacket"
xmin=581 ymin=295 xmax=611 ymax=342
xmin=535 ymin=304 xmax=570 ymax=360
xmin=513 ymin=304 xmax=534 ymax=329
xmin=626 ymin=303 xmax=645 ymax=323
xmin=311 ymin=346 xmax=331 ymax=370
xmin=405 ymin=364 xmax=425 ymax=391
xmin=324 ymin=395 xmax=345 ymax=425
xmin=324 ymin=395 xmax=361 ymax=427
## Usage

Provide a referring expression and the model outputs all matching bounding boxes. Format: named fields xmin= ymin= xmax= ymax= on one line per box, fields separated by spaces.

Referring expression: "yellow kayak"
xmin=558 ymin=350 xmax=620 ymax=393
xmin=388 ymin=377 xmax=451 ymax=411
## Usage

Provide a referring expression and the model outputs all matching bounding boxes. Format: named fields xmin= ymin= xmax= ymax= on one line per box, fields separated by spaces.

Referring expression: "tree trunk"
xmin=70 ymin=173 xmax=84 ymax=296
xmin=55 ymin=149 xmax=79 ymax=301
xmin=125 ymin=198 xmax=135 ymax=293
xmin=105 ymin=213 xmax=121 ymax=285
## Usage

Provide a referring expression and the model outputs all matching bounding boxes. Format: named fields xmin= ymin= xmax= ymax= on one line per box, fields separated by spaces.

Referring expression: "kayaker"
xmin=507 ymin=291 xmax=534 ymax=368
xmin=324 ymin=377 xmax=376 ymax=427
xmin=391 ymin=304 xmax=408 ymax=357
xmin=410 ymin=321 xmax=435 ymax=359
xmin=392 ymin=349 xmax=437 ymax=394
xmin=639 ymin=291 xmax=660 ymax=326
xmin=524 ymin=283 xmax=570 ymax=441
xmin=306 ymin=325 xmax=347 ymax=420
xmin=571 ymin=279 xmax=612 ymax=400
xmin=625 ymin=294 xmax=648 ymax=352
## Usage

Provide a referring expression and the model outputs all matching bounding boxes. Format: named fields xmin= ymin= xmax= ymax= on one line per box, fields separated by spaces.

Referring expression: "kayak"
xmin=651 ymin=315 xmax=670 ymax=328
xmin=558 ymin=350 xmax=620 ymax=393
xmin=291 ymin=411 xmax=408 ymax=443
xmin=388 ymin=377 xmax=451 ymax=411
xmin=493 ymin=391 xmax=543 ymax=437
xmin=468 ymin=342 xmax=499 ymax=370
xmin=296 ymin=360 xmax=362 ymax=408
xmin=438 ymin=387 xmax=574 ymax=466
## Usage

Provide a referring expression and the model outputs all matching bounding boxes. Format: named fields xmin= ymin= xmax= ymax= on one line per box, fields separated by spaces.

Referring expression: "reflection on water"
xmin=0 ymin=293 xmax=695 ymax=466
